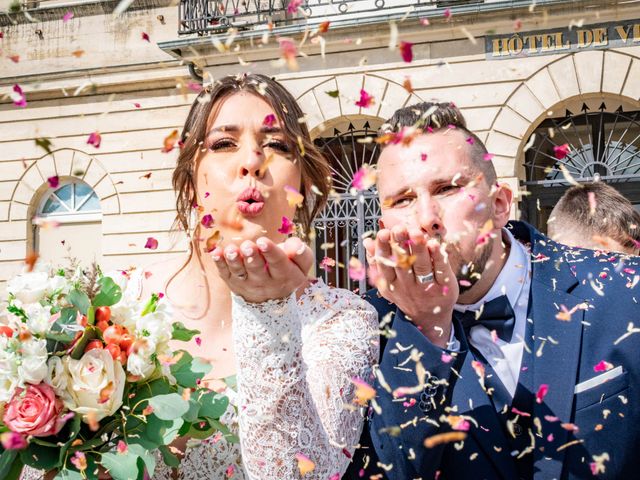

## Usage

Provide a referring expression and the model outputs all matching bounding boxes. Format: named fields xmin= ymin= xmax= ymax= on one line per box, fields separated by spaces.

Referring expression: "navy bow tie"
xmin=454 ymin=295 xmax=516 ymax=343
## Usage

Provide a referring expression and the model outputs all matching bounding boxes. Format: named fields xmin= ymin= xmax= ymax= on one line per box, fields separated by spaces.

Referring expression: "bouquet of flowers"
xmin=0 ymin=263 xmax=229 ymax=480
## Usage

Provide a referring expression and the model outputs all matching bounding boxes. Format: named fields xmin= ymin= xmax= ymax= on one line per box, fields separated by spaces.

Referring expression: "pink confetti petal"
xmin=319 ymin=256 xmax=336 ymax=272
xmin=47 ymin=175 xmax=59 ymax=189
xmin=87 ymin=131 xmax=101 ymax=148
xmin=144 ymin=237 xmax=159 ymax=250
xmin=12 ymin=84 xmax=26 ymax=108
xmin=62 ymin=11 xmax=74 ymax=22
xmin=483 ymin=153 xmax=494 ymax=161
xmin=277 ymin=216 xmax=295 ymax=235
xmin=348 ymin=257 xmax=366 ymax=281
xmin=263 ymin=113 xmax=277 ymax=127
xmin=535 ymin=384 xmax=549 ymax=404
xmin=287 ymin=0 xmax=303 ymax=14
xmin=441 ymin=352 xmax=453 ymax=363
xmin=593 ymin=360 xmax=613 ymax=372
xmin=399 ymin=41 xmax=413 ymax=63
xmin=142 ymin=32 xmax=150 ymax=42
xmin=553 ymin=143 xmax=570 ymax=160
xmin=201 ymin=214 xmax=215 ymax=229
xmin=355 ymin=89 xmax=375 ymax=109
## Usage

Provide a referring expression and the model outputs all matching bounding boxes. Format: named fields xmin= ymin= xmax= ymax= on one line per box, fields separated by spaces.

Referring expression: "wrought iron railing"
xmin=177 ymin=0 xmax=480 ymax=35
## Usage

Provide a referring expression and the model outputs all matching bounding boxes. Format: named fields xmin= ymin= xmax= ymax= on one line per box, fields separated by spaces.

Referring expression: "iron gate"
xmin=312 ymin=122 xmax=381 ymax=293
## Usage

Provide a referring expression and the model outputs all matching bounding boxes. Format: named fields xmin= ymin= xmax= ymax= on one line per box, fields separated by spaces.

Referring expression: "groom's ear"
xmin=378 ymin=218 xmax=386 ymax=229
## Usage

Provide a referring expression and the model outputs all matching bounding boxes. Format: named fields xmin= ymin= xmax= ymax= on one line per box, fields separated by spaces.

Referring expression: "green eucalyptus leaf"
xmin=141 ymin=416 xmax=183 ymax=446
xmin=171 ymin=322 xmax=199 ymax=342
xmin=54 ymin=470 xmax=84 ymax=480
xmin=129 ymin=444 xmax=155 ymax=478
xmin=158 ymin=445 xmax=180 ymax=468
xmin=183 ymin=398 xmax=201 ymax=423
xmin=46 ymin=307 xmax=78 ymax=343
xmin=68 ymin=289 xmax=90 ymax=315
xmin=197 ymin=391 xmax=229 ymax=420
xmin=170 ymin=351 xmax=211 ymax=389
xmin=92 ymin=277 xmax=122 ymax=307
xmin=148 ymin=393 xmax=189 ymax=420
xmin=100 ymin=450 xmax=141 ymax=480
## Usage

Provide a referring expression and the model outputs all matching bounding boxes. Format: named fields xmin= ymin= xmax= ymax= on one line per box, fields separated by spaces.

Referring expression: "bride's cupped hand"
xmin=212 ymin=236 xmax=313 ymax=303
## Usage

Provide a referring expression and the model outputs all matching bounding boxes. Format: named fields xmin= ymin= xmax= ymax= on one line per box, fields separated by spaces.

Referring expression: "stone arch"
xmin=10 ymin=148 xmax=121 ymax=231
xmin=293 ymin=73 xmax=426 ymax=138
xmin=485 ymin=49 xmax=640 ymax=179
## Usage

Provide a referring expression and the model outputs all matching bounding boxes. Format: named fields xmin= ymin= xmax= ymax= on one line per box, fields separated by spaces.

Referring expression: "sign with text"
xmin=486 ymin=19 xmax=640 ymax=59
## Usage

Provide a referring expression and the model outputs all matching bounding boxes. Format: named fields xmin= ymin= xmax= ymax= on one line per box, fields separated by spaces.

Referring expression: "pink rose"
xmin=3 ymin=383 xmax=68 ymax=437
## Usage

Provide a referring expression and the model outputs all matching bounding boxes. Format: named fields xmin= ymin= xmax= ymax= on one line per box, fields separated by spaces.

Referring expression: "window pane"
xmin=75 ymin=183 xmax=98 ymax=211
xmin=54 ymin=184 xmax=73 ymax=209
xmin=79 ymin=192 xmax=101 ymax=212
xmin=42 ymin=197 xmax=66 ymax=214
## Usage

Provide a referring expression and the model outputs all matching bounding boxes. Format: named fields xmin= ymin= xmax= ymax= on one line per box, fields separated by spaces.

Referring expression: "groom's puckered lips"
xmin=236 ymin=187 xmax=265 ymax=216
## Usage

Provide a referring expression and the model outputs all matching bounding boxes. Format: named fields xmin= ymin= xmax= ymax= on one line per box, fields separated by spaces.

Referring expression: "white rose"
xmin=7 ymin=271 xmax=51 ymax=304
xmin=24 ymin=303 xmax=53 ymax=335
xmin=126 ymin=338 xmax=157 ymax=379
xmin=18 ymin=337 xmax=48 ymax=386
xmin=0 ymin=337 xmax=20 ymax=403
xmin=108 ymin=270 xmax=143 ymax=331
xmin=45 ymin=356 xmax=71 ymax=402
xmin=63 ymin=349 xmax=126 ymax=422
xmin=136 ymin=303 xmax=173 ymax=345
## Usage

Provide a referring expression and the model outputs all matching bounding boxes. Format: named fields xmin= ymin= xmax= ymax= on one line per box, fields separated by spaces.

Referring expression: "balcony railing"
xmin=177 ymin=0 xmax=486 ymax=35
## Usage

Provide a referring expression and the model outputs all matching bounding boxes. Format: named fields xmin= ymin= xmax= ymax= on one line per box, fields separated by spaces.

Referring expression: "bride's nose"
xmin=238 ymin=145 xmax=265 ymax=180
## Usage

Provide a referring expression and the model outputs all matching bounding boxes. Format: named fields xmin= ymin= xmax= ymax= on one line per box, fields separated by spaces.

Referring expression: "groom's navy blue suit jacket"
xmin=346 ymin=221 xmax=640 ymax=480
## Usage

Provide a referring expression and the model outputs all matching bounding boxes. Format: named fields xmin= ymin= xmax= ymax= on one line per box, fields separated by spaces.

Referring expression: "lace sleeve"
xmin=232 ymin=284 xmax=379 ymax=479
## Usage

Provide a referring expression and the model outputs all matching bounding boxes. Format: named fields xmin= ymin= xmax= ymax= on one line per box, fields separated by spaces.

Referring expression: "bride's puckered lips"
xmin=236 ymin=187 xmax=265 ymax=217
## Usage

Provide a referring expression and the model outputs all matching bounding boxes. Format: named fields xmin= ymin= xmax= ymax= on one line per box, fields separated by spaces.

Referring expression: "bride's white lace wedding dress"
xmin=22 ymin=279 xmax=378 ymax=480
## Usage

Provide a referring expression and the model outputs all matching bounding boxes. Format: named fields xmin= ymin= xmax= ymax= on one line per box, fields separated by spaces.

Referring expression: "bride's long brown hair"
xmin=168 ymin=73 xmax=331 ymax=319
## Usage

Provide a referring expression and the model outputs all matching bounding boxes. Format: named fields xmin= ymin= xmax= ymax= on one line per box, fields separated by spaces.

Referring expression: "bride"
xmin=140 ymin=73 xmax=378 ymax=479
xmin=23 ymin=73 xmax=378 ymax=480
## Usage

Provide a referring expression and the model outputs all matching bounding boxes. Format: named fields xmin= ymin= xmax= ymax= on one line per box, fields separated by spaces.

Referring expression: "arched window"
xmin=33 ymin=179 xmax=102 ymax=267
xmin=521 ymin=101 xmax=640 ymax=231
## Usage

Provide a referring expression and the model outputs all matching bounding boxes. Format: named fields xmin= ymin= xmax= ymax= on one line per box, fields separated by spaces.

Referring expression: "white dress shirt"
xmin=452 ymin=228 xmax=532 ymax=398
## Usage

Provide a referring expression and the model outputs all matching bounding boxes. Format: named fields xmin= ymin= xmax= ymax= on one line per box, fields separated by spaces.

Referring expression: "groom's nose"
xmin=417 ymin=196 xmax=446 ymax=239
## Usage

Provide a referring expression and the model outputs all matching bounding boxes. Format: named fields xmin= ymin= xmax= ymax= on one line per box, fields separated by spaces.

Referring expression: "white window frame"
xmin=34 ymin=178 xmax=102 ymax=225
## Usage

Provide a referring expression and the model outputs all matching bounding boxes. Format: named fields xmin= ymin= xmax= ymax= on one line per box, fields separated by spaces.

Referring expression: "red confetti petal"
xmin=87 ymin=131 xmax=101 ymax=148
xmin=399 ymin=41 xmax=413 ymax=63
xmin=144 ymin=237 xmax=159 ymax=250
xmin=47 ymin=175 xmax=59 ymax=189
xmin=535 ymin=384 xmax=549 ymax=404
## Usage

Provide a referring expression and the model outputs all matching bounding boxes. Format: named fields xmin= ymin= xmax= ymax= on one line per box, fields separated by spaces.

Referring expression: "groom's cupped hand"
xmin=363 ymin=226 xmax=458 ymax=348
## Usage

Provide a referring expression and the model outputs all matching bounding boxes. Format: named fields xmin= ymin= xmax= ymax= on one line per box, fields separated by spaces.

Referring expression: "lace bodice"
xmin=20 ymin=277 xmax=378 ymax=480
xmin=232 ymin=279 xmax=379 ymax=479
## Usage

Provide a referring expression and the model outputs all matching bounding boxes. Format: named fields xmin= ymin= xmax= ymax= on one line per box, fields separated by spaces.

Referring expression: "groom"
xmin=345 ymin=102 xmax=640 ymax=479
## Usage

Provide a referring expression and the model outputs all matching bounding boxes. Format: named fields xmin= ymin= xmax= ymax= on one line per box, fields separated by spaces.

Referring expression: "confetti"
xmin=263 ymin=114 xmax=277 ymax=127
xmin=355 ymin=89 xmax=375 ymax=109
xmin=590 ymin=452 xmax=610 ymax=475
xmin=319 ymin=257 xmax=336 ymax=272
xmin=87 ymin=131 xmax=101 ymax=148
xmin=162 ymin=129 xmax=180 ymax=153
xmin=348 ymin=257 xmax=366 ymax=281
xmin=9 ymin=55 xmax=19 ymax=63
xmin=144 ymin=237 xmax=159 ymax=250
xmin=70 ymin=451 xmax=87 ymax=471
xmin=287 ymin=0 xmax=303 ymax=14
xmin=201 ymin=214 xmax=215 ymax=229
xmin=278 ymin=216 xmax=295 ymax=235
xmin=317 ymin=21 xmax=330 ymax=34
xmin=11 ymin=84 xmax=26 ymax=107
xmin=0 ymin=432 xmax=27 ymax=450
xmin=351 ymin=164 xmax=376 ymax=191
xmin=325 ymin=90 xmax=340 ymax=98
xmin=399 ymin=41 xmax=413 ymax=63
xmin=535 ymin=384 xmax=549 ymax=403
xmin=424 ymin=432 xmax=466 ymax=448
xmin=402 ymin=77 xmax=414 ymax=93
xmin=351 ymin=377 xmax=376 ymax=405
xmin=295 ymin=453 xmax=315 ymax=475
xmin=25 ymin=251 xmax=39 ymax=272
xmin=279 ymin=38 xmax=298 ymax=70
xmin=142 ymin=32 xmax=150 ymax=42
xmin=593 ymin=360 xmax=613 ymax=372
xmin=443 ymin=8 xmax=452 ymax=19
xmin=553 ymin=143 xmax=570 ymax=160
xmin=116 ymin=440 xmax=128 ymax=454
xmin=62 ymin=11 xmax=74 ymax=22
xmin=284 ymin=185 xmax=304 ymax=208
xmin=47 ymin=175 xmax=59 ymax=189
xmin=483 ymin=153 xmax=494 ymax=161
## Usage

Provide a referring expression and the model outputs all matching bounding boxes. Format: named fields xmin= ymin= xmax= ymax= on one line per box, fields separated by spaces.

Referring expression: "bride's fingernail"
xmin=296 ymin=245 xmax=306 ymax=255
xmin=225 ymin=250 xmax=238 ymax=261
xmin=257 ymin=239 xmax=268 ymax=252
xmin=241 ymin=246 xmax=253 ymax=257
xmin=212 ymin=253 xmax=221 ymax=262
